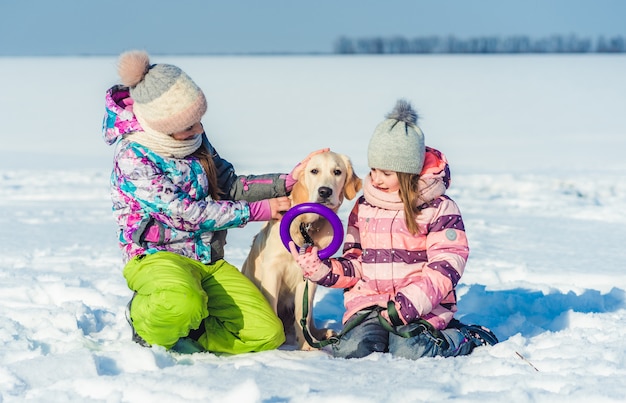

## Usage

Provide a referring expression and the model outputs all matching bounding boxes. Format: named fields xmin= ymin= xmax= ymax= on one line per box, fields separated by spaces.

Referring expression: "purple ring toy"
xmin=279 ymin=203 xmax=344 ymax=259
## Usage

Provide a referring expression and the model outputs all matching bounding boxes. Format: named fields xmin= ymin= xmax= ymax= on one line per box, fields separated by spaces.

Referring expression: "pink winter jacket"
xmin=314 ymin=147 xmax=468 ymax=330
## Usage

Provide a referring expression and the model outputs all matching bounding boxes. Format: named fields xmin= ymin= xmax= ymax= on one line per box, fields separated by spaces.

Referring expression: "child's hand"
xmin=379 ymin=309 xmax=390 ymax=323
xmin=288 ymin=241 xmax=329 ymax=281
xmin=379 ymin=300 xmax=408 ymax=326
xmin=268 ymin=197 xmax=291 ymax=220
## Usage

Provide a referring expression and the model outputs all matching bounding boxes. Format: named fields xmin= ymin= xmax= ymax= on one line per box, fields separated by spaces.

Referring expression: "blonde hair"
xmin=190 ymin=144 xmax=221 ymax=200
xmin=397 ymin=172 xmax=423 ymax=235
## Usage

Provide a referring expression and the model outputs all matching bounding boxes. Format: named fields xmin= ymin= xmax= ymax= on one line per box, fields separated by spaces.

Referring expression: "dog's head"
xmin=290 ymin=151 xmax=362 ymax=211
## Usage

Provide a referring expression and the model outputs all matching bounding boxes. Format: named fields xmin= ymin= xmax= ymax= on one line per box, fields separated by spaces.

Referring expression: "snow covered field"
xmin=1 ymin=54 xmax=625 ymax=402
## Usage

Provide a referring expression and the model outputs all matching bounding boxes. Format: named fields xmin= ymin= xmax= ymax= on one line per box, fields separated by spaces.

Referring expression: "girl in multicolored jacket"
xmin=290 ymin=100 xmax=497 ymax=359
xmin=103 ymin=50 xmax=321 ymax=354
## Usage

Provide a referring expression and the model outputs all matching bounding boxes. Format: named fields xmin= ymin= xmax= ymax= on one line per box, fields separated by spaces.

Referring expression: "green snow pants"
xmin=123 ymin=251 xmax=285 ymax=354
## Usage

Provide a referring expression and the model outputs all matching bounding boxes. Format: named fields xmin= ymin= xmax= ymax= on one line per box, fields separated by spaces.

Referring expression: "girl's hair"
xmin=190 ymin=143 xmax=221 ymax=200
xmin=397 ymin=172 xmax=422 ymax=235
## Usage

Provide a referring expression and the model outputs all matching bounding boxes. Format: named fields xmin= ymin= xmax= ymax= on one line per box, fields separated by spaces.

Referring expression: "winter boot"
xmin=463 ymin=324 xmax=499 ymax=347
xmin=447 ymin=319 xmax=499 ymax=347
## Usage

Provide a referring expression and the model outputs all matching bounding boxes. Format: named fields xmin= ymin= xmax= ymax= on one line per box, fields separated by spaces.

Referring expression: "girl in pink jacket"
xmin=290 ymin=99 xmax=497 ymax=359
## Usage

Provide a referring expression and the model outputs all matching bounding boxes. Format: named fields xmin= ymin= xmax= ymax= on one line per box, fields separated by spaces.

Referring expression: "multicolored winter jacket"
xmin=103 ymin=85 xmax=288 ymax=264
xmin=314 ymin=147 xmax=468 ymax=330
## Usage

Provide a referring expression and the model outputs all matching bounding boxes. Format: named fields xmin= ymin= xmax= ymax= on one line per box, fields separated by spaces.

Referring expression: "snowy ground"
xmin=0 ymin=54 xmax=625 ymax=402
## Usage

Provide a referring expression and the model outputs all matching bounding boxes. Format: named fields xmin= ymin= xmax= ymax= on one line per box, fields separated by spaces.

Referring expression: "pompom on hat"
xmin=367 ymin=99 xmax=426 ymax=174
xmin=117 ymin=50 xmax=207 ymax=135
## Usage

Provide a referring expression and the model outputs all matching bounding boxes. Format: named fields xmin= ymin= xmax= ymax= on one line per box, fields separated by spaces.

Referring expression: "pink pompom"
xmin=117 ymin=50 xmax=150 ymax=87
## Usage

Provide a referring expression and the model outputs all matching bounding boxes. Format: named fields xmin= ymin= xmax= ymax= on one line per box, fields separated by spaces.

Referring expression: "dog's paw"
xmin=301 ymin=342 xmax=318 ymax=351
xmin=311 ymin=328 xmax=336 ymax=341
xmin=299 ymin=328 xmax=339 ymax=350
xmin=322 ymin=329 xmax=338 ymax=340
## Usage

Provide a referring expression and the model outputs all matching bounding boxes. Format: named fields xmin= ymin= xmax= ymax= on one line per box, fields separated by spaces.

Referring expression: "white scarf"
xmin=128 ymin=115 xmax=203 ymax=158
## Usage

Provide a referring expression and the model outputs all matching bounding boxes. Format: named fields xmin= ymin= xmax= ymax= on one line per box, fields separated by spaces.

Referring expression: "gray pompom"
xmin=385 ymin=99 xmax=418 ymax=125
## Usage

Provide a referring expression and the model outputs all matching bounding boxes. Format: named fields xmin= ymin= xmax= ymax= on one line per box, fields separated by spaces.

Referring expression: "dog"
xmin=242 ymin=151 xmax=362 ymax=350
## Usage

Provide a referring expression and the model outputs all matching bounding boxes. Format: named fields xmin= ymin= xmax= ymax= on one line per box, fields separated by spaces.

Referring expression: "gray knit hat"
xmin=367 ymin=99 xmax=425 ymax=174
xmin=117 ymin=50 xmax=207 ymax=135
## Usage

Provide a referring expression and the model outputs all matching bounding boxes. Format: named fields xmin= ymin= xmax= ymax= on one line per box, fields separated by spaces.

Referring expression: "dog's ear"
xmin=289 ymin=160 xmax=308 ymax=205
xmin=340 ymin=154 xmax=363 ymax=200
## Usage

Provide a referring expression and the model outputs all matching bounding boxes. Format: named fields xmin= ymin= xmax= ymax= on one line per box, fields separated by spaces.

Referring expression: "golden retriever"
xmin=242 ymin=151 xmax=362 ymax=350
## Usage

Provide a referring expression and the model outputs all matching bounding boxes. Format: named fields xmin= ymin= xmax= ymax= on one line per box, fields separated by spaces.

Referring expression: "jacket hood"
xmin=102 ymin=85 xmax=143 ymax=145
xmin=418 ymin=146 xmax=451 ymax=202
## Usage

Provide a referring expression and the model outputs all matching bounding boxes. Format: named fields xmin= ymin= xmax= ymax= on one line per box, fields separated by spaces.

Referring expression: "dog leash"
xmin=298 ymin=223 xmax=315 ymax=249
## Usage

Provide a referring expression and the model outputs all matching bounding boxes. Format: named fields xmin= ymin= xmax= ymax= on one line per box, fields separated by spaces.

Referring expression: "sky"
xmin=2 ymin=0 xmax=626 ymax=55
xmin=1 ymin=54 xmax=626 ymax=402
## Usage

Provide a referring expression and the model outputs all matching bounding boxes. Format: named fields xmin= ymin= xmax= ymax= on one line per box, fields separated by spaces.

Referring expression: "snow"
xmin=1 ymin=54 xmax=625 ymax=402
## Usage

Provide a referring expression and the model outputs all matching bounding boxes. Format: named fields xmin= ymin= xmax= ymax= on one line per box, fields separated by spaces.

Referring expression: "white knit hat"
xmin=367 ymin=99 xmax=425 ymax=174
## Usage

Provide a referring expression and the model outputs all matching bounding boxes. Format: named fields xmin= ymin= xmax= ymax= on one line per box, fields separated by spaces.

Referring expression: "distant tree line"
xmin=334 ymin=34 xmax=626 ymax=54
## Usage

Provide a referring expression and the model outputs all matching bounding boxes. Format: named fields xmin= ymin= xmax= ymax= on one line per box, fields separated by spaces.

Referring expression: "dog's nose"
xmin=318 ymin=187 xmax=333 ymax=199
